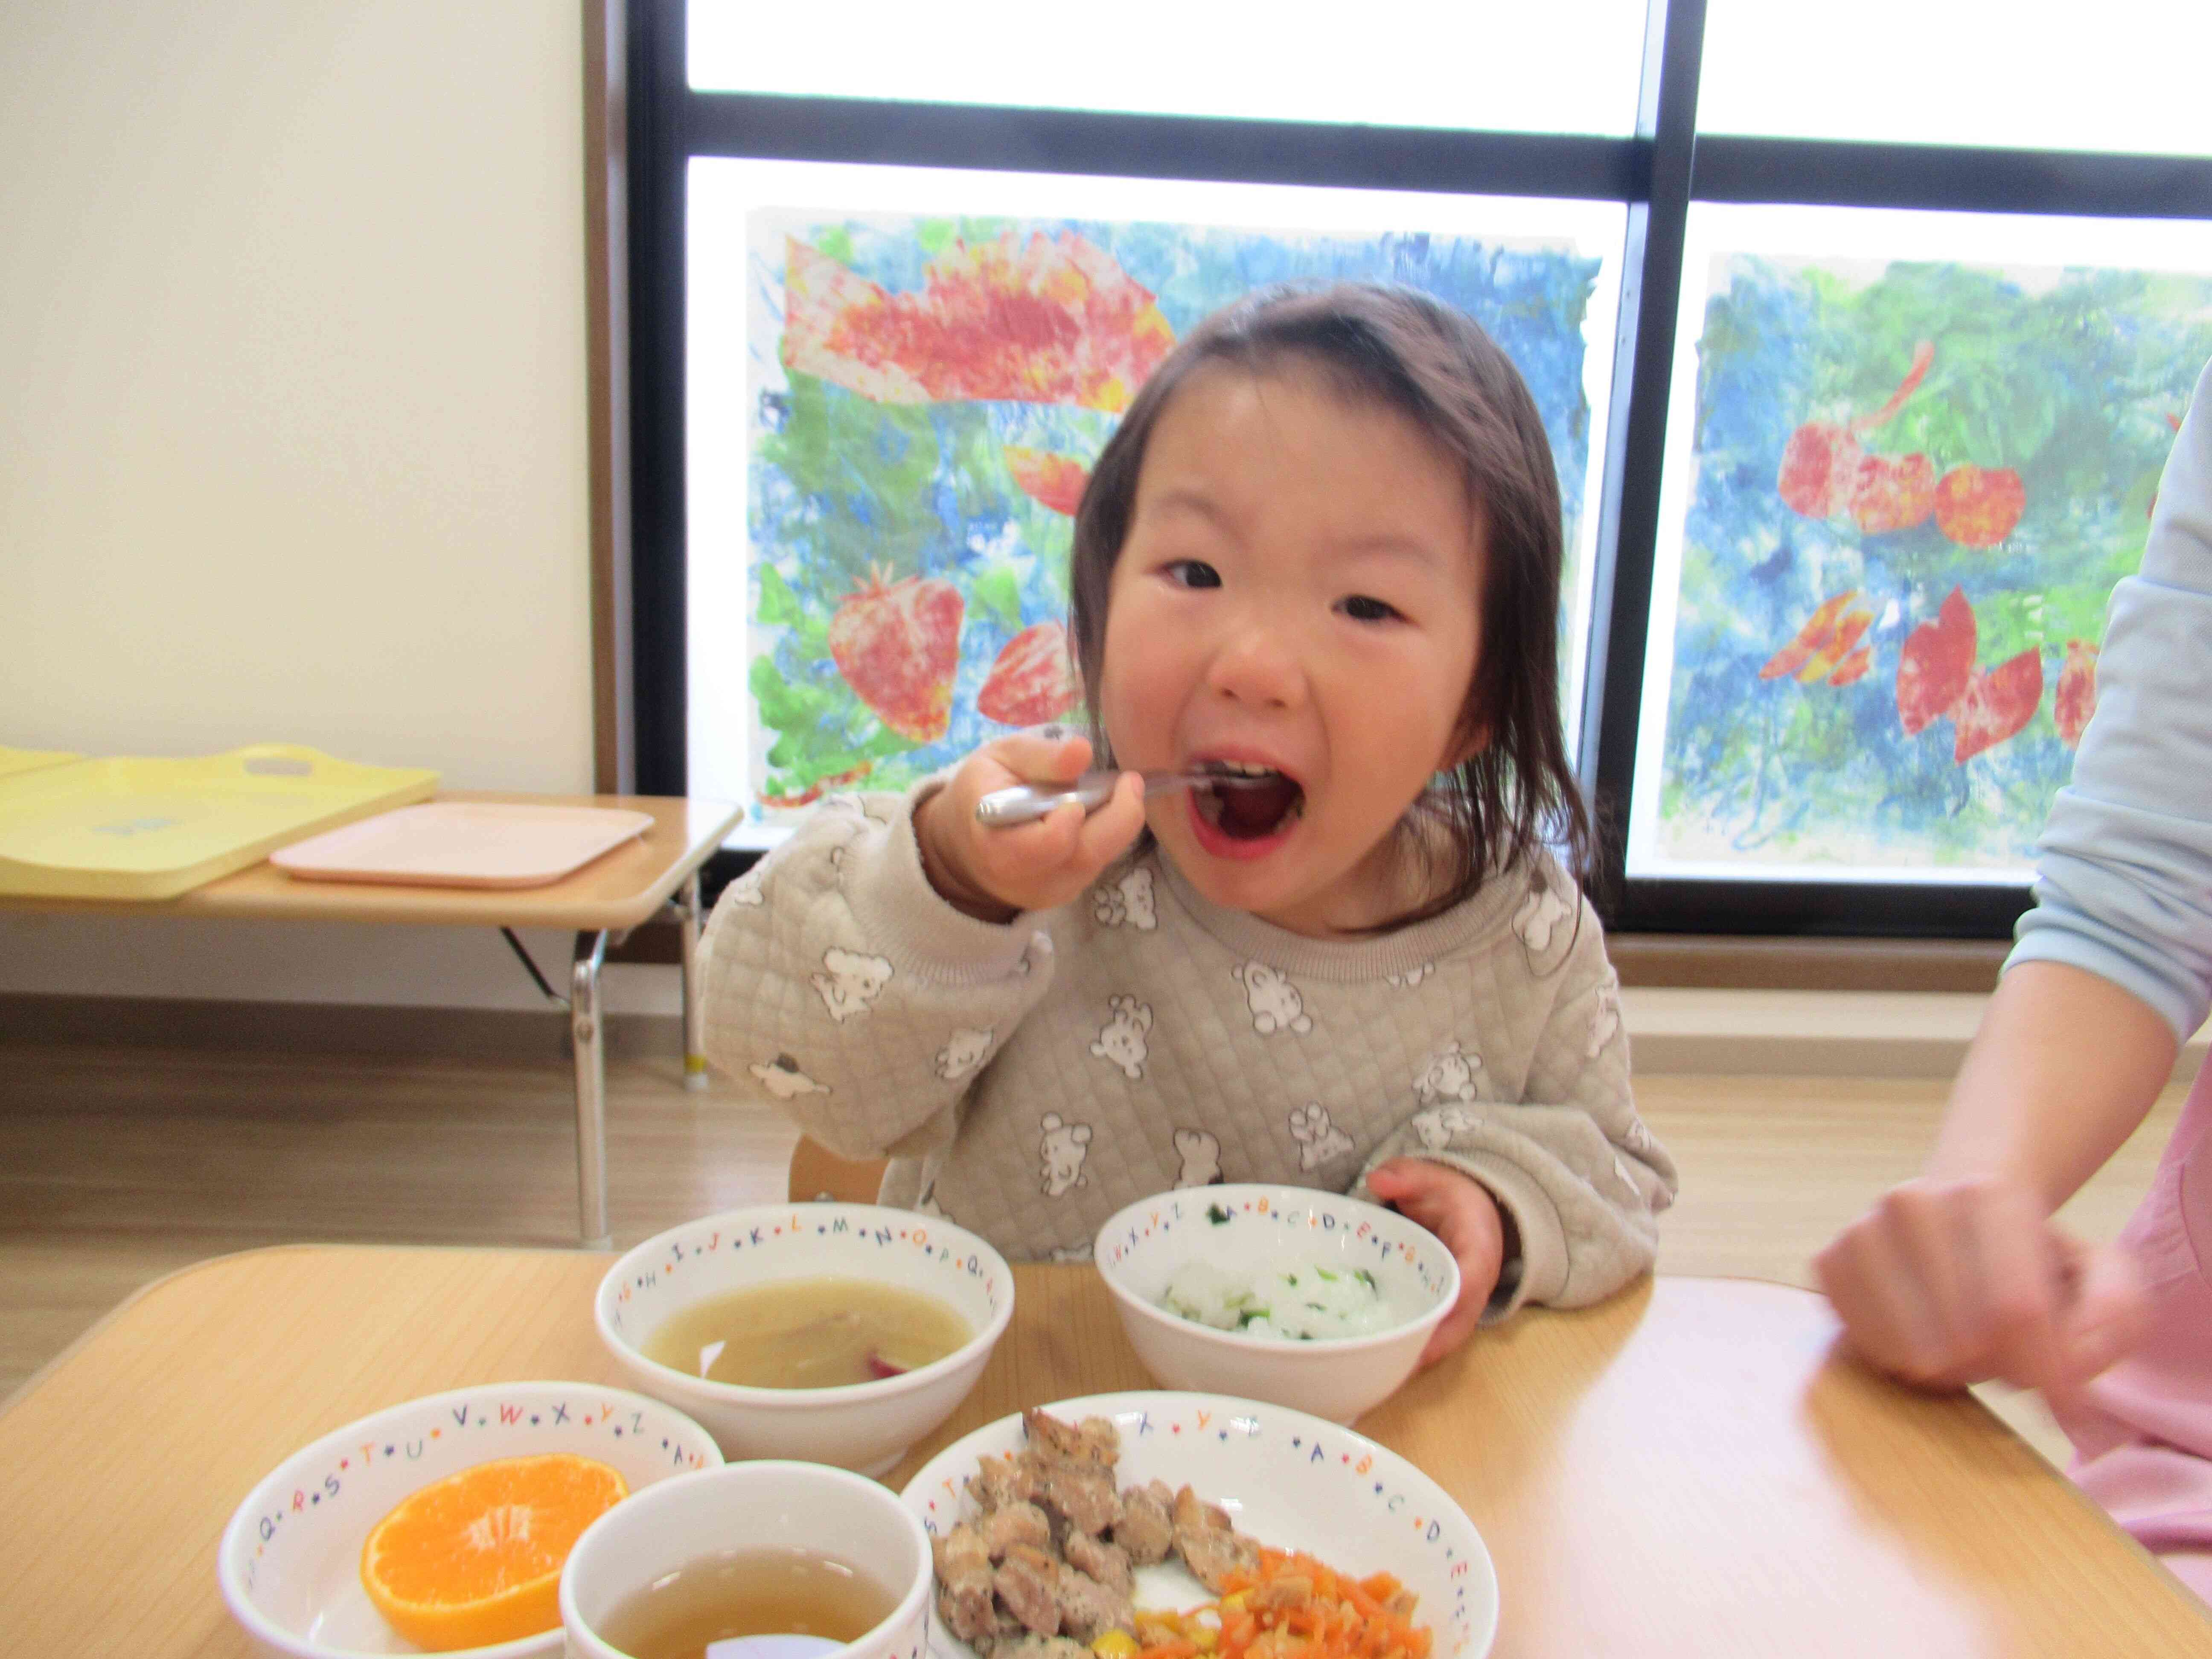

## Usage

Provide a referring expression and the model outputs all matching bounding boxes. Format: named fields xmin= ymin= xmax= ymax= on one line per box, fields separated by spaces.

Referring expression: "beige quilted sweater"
xmin=698 ymin=784 xmax=1676 ymax=1317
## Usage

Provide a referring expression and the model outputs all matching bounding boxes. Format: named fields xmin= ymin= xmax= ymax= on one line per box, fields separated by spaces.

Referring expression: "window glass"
xmin=689 ymin=0 xmax=1649 ymax=138
xmin=1701 ymin=0 xmax=2212 ymax=155
xmin=1630 ymin=203 xmax=2212 ymax=884
xmin=689 ymin=158 xmax=1626 ymax=846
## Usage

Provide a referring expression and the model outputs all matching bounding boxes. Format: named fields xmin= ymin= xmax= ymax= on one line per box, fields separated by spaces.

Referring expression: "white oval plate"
xmin=899 ymin=1391 xmax=1497 ymax=1659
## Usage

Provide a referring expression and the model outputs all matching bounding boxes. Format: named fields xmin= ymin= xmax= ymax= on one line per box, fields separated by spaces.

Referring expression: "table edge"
xmin=0 ymin=1242 xmax=620 ymax=1419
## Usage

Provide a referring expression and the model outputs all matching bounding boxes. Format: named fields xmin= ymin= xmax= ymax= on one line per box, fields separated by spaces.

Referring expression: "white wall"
xmin=0 ymin=0 xmax=670 ymax=1012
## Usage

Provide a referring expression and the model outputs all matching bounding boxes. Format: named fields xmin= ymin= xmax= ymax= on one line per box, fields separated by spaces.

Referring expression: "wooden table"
xmin=5 ymin=1248 xmax=2207 ymax=1657
xmin=7 ymin=793 xmax=742 ymax=1244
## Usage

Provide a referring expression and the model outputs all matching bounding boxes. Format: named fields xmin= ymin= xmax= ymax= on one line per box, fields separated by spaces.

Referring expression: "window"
xmin=626 ymin=0 xmax=2212 ymax=935
xmin=684 ymin=158 xmax=1624 ymax=837
xmin=1700 ymin=0 xmax=2212 ymax=157
xmin=689 ymin=0 xmax=1651 ymax=137
xmin=1633 ymin=205 xmax=2212 ymax=888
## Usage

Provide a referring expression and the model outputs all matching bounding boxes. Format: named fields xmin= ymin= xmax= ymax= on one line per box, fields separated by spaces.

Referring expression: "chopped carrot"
xmin=1339 ymin=1580 xmax=1383 ymax=1621
xmin=1126 ymin=1549 xmax=1429 ymax=1659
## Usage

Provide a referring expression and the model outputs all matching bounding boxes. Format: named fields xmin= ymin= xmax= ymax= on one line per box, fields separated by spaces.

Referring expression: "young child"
xmin=701 ymin=282 xmax=1676 ymax=1363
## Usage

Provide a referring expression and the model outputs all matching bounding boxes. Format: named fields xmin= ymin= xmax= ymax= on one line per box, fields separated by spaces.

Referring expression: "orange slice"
xmin=359 ymin=1452 xmax=627 ymax=1651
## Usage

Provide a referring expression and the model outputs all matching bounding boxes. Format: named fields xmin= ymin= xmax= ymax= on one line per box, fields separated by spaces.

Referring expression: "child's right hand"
xmin=913 ymin=730 xmax=1146 ymax=922
xmin=1814 ymin=1173 xmax=2151 ymax=1399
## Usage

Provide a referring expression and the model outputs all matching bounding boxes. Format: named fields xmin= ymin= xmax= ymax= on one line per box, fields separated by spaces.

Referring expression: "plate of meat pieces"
xmin=899 ymin=1393 xmax=1497 ymax=1659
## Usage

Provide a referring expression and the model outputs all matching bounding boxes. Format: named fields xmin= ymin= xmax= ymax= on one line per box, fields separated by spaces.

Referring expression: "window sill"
xmin=1624 ymin=984 xmax=2206 ymax=1081
xmin=1611 ymin=934 xmax=2008 ymax=995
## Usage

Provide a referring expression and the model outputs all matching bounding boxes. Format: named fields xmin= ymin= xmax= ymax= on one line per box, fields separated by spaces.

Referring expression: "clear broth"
xmin=643 ymin=1275 xmax=971 ymax=1389
xmin=592 ymin=1545 xmax=899 ymax=1659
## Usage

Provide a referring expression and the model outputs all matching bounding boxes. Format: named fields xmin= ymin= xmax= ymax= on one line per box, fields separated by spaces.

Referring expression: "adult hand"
xmin=914 ymin=731 xmax=1146 ymax=922
xmin=1365 ymin=1158 xmax=1507 ymax=1367
xmin=1814 ymin=1173 xmax=2151 ymax=1396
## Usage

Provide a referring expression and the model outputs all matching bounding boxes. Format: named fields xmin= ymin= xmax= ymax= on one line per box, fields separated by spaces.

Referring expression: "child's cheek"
xmin=1140 ymin=790 xmax=1181 ymax=842
xmin=1097 ymin=669 xmax=1167 ymax=779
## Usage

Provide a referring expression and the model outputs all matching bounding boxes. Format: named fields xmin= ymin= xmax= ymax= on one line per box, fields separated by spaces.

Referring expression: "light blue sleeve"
xmin=2007 ymin=358 xmax=2212 ymax=1044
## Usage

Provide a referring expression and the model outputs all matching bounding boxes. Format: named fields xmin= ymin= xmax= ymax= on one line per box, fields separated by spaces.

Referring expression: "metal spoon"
xmin=974 ymin=768 xmax=1277 ymax=827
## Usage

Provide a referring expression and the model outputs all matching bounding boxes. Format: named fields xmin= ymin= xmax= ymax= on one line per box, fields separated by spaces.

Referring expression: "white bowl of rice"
xmin=1092 ymin=1184 xmax=1460 ymax=1424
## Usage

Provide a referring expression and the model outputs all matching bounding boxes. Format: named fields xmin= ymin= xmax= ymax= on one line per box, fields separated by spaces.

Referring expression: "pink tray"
xmin=269 ymin=802 xmax=654 ymax=889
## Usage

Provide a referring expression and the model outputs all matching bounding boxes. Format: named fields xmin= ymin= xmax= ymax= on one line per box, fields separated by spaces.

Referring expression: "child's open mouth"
xmin=1192 ymin=761 xmax=1305 ymax=842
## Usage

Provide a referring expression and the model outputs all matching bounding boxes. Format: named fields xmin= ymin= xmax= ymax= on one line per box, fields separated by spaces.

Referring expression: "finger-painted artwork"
xmin=1650 ymin=254 xmax=2212 ymax=874
xmin=740 ymin=212 xmax=1603 ymax=820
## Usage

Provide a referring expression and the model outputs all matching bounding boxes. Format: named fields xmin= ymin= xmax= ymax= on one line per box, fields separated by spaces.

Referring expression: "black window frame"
xmin=624 ymin=0 xmax=2212 ymax=937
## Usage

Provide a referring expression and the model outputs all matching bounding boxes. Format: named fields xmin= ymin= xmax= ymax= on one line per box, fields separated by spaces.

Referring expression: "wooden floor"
xmin=0 ymin=1044 xmax=2186 ymax=1468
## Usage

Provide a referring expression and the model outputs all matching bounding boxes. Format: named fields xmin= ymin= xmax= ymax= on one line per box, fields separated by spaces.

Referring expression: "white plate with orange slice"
xmin=218 ymin=1380 xmax=722 ymax=1657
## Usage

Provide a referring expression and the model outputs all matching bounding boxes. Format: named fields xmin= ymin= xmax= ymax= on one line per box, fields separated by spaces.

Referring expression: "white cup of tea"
xmin=560 ymin=1461 xmax=933 ymax=1659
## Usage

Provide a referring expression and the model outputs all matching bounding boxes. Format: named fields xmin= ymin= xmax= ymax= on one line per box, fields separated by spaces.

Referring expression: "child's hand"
xmin=1365 ymin=1158 xmax=1507 ymax=1367
xmin=1815 ymin=1174 xmax=2151 ymax=1398
xmin=914 ymin=731 xmax=1146 ymax=922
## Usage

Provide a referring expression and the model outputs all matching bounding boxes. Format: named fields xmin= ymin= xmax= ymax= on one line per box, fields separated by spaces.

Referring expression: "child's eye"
xmin=1165 ymin=559 xmax=1222 ymax=589
xmin=1338 ymin=594 xmax=1402 ymax=623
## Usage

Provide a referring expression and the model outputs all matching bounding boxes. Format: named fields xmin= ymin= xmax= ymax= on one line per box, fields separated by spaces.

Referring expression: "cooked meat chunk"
xmin=1063 ymin=1529 xmax=1134 ymax=1596
xmin=1112 ymin=1481 xmax=1175 ymax=1566
xmin=933 ymin=1523 xmax=999 ymax=1645
xmin=970 ymin=1452 xmax=1042 ymax=1513
xmin=935 ymin=1521 xmax=991 ymax=1578
xmin=982 ymin=1500 xmax=1053 ymax=1560
xmin=937 ymin=1411 xmax=1271 ymax=1654
xmin=1178 ymin=1525 xmax=1262 ymax=1595
xmin=995 ymin=1544 xmax=1065 ymax=1636
xmin=1171 ymin=1483 xmax=1251 ymax=1542
xmin=937 ymin=1524 xmax=993 ymax=1580
xmin=937 ymin=1580 xmax=1000 ymax=1650
xmin=967 ymin=1602 xmax=1029 ymax=1656
xmin=1035 ymin=1457 xmax=1122 ymax=1536
xmin=1172 ymin=1484 xmax=1261 ymax=1592
xmin=1052 ymin=1555 xmax=1135 ymax=1642
xmin=1024 ymin=1407 xmax=1121 ymax=1466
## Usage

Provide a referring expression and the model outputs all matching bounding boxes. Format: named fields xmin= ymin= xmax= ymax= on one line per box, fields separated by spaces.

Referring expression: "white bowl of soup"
xmin=560 ymin=1461 xmax=931 ymax=1659
xmin=595 ymin=1204 xmax=1015 ymax=1476
xmin=1093 ymin=1184 xmax=1459 ymax=1425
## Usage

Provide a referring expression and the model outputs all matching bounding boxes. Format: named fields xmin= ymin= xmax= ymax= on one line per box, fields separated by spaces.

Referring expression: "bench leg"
xmin=678 ymin=869 xmax=708 ymax=1091
xmin=572 ymin=928 xmax=612 ymax=1249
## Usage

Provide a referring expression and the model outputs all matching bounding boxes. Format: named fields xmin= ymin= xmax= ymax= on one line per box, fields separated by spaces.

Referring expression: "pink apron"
xmin=2056 ymin=1061 xmax=2212 ymax=1597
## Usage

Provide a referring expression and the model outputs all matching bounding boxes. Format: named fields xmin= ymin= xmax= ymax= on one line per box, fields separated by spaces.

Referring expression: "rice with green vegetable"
xmin=1158 ymin=1260 xmax=1393 ymax=1340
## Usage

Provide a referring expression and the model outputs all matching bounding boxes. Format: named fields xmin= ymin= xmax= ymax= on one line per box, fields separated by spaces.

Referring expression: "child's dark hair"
xmin=1067 ymin=280 xmax=1593 ymax=927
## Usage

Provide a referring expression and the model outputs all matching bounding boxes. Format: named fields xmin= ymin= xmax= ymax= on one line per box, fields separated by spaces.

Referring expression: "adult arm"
xmin=2008 ymin=356 xmax=2212 ymax=1045
xmin=1929 ymin=961 xmax=2175 ymax=1208
xmin=1817 ymin=358 xmax=2212 ymax=1393
xmin=1816 ymin=960 xmax=2167 ymax=1393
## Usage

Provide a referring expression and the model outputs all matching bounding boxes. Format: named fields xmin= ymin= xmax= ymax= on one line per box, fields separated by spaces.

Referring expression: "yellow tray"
xmin=0 ymin=745 xmax=440 ymax=900
xmin=0 ymin=745 xmax=81 ymax=782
